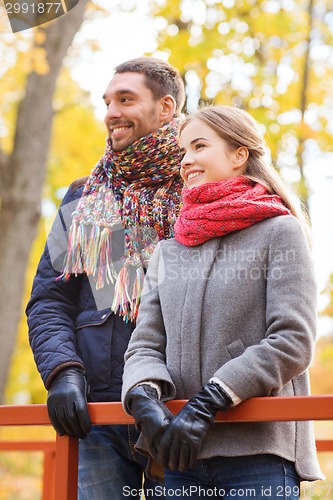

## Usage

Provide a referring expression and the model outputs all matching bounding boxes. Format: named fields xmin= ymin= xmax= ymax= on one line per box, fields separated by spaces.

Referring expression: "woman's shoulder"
xmin=269 ymin=213 xmax=301 ymax=228
xmin=250 ymin=214 xmax=304 ymax=240
xmin=267 ymin=214 xmax=306 ymax=239
xmin=261 ymin=215 xmax=311 ymax=257
xmin=227 ymin=215 xmax=309 ymax=254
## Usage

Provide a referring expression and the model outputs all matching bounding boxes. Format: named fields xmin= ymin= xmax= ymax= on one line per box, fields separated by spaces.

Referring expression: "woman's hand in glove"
xmin=127 ymin=384 xmax=174 ymax=459
xmin=157 ymin=382 xmax=232 ymax=472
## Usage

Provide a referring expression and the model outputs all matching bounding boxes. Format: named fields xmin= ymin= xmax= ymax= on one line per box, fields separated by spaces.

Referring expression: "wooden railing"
xmin=0 ymin=440 xmax=56 ymax=500
xmin=1 ymin=395 xmax=333 ymax=500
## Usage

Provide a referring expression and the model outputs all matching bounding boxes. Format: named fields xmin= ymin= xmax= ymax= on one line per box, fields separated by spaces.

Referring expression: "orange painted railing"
xmin=0 ymin=395 xmax=333 ymax=500
xmin=0 ymin=440 xmax=56 ymax=500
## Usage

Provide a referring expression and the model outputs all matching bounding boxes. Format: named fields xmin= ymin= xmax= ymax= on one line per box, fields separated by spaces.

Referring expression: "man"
xmin=26 ymin=57 xmax=185 ymax=499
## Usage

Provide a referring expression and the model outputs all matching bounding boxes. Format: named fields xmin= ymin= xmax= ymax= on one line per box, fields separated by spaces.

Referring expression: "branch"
xmin=0 ymin=143 xmax=9 ymax=199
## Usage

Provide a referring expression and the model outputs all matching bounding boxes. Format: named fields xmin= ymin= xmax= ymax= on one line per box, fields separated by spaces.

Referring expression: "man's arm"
xmin=26 ymin=179 xmax=91 ymax=438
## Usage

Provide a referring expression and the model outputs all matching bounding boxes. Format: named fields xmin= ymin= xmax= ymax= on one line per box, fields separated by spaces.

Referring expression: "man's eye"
xmin=121 ymin=97 xmax=132 ymax=103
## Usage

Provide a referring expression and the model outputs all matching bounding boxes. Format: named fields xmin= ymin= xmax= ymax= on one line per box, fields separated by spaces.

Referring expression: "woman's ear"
xmin=160 ymin=95 xmax=177 ymax=124
xmin=233 ymin=146 xmax=249 ymax=172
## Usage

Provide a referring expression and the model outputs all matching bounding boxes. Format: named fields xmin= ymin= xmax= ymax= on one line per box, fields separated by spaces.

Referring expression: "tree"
xmin=0 ymin=0 xmax=90 ymax=403
xmin=5 ymin=73 xmax=106 ymax=405
xmin=150 ymin=0 xmax=333 ymax=214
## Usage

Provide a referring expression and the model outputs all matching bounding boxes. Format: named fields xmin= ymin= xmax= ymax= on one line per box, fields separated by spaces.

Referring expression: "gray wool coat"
xmin=122 ymin=215 xmax=324 ymax=481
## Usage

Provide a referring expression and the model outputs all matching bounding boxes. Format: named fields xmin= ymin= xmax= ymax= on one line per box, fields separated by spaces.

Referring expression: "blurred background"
xmin=0 ymin=0 xmax=333 ymax=497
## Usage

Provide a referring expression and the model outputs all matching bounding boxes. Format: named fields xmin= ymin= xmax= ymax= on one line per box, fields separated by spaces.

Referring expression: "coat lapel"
xmin=174 ymin=238 xmax=222 ymax=396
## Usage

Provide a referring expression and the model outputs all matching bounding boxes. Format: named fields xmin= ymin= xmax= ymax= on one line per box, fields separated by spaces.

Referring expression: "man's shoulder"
xmin=70 ymin=176 xmax=89 ymax=193
xmin=60 ymin=176 xmax=89 ymax=206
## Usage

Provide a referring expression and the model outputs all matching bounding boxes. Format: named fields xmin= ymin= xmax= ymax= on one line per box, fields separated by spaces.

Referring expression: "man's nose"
xmin=104 ymin=101 xmax=122 ymax=123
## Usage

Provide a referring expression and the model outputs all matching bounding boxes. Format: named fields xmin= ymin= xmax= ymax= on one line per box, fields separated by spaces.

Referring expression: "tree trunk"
xmin=0 ymin=0 xmax=89 ymax=403
xmin=296 ymin=0 xmax=314 ymax=218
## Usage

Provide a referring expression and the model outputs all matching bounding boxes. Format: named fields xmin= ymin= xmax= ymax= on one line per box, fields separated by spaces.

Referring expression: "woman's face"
xmin=179 ymin=118 xmax=247 ymax=188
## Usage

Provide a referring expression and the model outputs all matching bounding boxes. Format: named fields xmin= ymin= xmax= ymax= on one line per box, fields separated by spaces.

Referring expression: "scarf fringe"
xmin=111 ymin=264 xmax=145 ymax=323
xmin=95 ymin=227 xmax=118 ymax=289
xmin=130 ymin=266 xmax=145 ymax=321
xmin=62 ymin=223 xmax=118 ymax=287
xmin=63 ymin=223 xmax=145 ymax=323
xmin=57 ymin=223 xmax=84 ymax=282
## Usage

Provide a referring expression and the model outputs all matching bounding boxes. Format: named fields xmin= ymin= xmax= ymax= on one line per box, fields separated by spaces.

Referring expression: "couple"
xmin=27 ymin=56 xmax=323 ymax=499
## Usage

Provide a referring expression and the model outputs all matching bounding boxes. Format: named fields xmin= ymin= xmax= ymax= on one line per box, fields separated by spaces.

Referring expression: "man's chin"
xmin=111 ymin=138 xmax=133 ymax=152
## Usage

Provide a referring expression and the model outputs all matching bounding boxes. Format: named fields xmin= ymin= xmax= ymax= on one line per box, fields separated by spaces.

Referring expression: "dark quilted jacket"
xmin=26 ymin=178 xmax=135 ymax=402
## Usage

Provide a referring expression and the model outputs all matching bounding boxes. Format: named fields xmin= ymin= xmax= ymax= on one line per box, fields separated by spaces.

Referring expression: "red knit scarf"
xmin=174 ymin=176 xmax=291 ymax=246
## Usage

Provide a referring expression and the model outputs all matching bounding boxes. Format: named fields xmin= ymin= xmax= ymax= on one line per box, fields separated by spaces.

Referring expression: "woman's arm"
xmin=122 ymin=242 xmax=176 ymax=408
xmin=213 ymin=215 xmax=317 ymax=401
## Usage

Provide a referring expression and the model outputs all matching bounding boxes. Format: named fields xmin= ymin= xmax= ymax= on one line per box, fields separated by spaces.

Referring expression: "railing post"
xmin=42 ymin=448 xmax=56 ymax=500
xmin=55 ymin=434 xmax=79 ymax=500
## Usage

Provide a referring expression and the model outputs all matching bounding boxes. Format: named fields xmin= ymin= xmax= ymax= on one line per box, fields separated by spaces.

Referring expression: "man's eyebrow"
xmin=102 ymin=89 xmax=139 ymax=100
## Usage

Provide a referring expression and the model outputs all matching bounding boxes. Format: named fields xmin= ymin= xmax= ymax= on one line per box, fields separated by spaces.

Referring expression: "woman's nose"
xmin=181 ymin=152 xmax=194 ymax=169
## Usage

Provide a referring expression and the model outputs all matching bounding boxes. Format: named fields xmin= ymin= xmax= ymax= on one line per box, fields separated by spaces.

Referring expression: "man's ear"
xmin=233 ymin=146 xmax=249 ymax=172
xmin=160 ymin=95 xmax=177 ymax=124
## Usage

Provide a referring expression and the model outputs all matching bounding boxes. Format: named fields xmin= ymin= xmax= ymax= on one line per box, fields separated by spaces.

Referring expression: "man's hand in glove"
xmin=127 ymin=384 xmax=174 ymax=459
xmin=47 ymin=367 xmax=92 ymax=439
xmin=157 ymin=382 xmax=232 ymax=472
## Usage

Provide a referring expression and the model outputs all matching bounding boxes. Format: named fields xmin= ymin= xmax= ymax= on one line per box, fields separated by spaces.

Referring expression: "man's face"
xmin=103 ymin=72 xmax=166 ymax=151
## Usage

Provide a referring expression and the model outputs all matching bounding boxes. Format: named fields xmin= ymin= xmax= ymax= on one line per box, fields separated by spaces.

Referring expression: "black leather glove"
xmin=127 ymin=384 xmax=174 ymax=459
xmin=157 ymin=382 xmax=232 ymax=472
xmin=47 ymin=367 xmax=92 ymax=439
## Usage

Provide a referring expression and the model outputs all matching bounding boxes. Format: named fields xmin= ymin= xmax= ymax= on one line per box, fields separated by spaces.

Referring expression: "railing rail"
xmin=1 ymin=395 xmax=333 ymax=499
xmin=0 ymin=440 xmax=56 ymax=500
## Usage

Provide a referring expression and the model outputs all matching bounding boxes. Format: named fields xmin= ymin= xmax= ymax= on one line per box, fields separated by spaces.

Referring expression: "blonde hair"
xmin=180 ymin=105 xmax=311 ymax=243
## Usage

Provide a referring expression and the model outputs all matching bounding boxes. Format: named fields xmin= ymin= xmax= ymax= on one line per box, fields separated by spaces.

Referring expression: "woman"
xmin=121 ymin=106 xmax=324 ymax=499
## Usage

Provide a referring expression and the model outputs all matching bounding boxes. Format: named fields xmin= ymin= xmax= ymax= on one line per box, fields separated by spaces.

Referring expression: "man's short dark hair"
xmin=114 ymin=57 xmax=185 ymax=115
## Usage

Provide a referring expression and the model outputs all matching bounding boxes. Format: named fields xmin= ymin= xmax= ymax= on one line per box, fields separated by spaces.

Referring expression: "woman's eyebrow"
xmin=179 ymin=137 xmax=210 ymax=152
xmin=191 ymin=137 xmax=210 ymax=144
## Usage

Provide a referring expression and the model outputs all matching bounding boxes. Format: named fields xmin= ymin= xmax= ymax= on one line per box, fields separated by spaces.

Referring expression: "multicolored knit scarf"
xmin=62 ymin=119 xmax=183 ymax=322
xmin=174 ymin=176 xmax=291 ymax=246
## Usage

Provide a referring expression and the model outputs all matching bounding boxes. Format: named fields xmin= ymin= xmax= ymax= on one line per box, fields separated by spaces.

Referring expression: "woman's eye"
xmin=196 ymin=143 xmax=205 ymax=150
